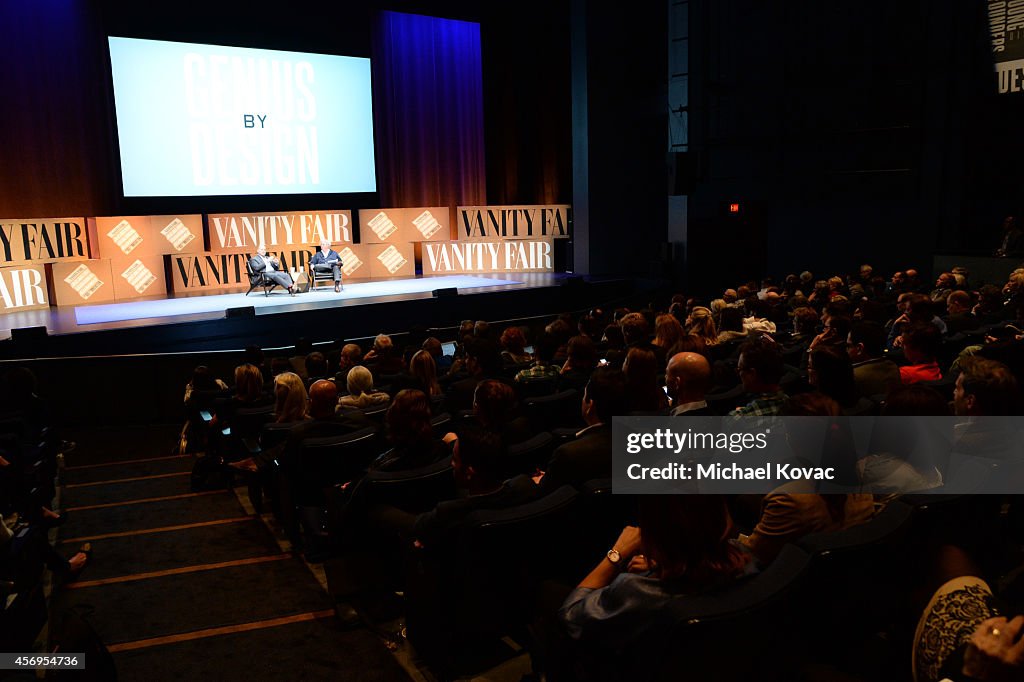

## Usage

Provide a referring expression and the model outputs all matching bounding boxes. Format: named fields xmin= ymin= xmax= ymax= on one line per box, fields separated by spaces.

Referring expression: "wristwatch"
xmin=606 ymin=548 xmax=622 ymax=566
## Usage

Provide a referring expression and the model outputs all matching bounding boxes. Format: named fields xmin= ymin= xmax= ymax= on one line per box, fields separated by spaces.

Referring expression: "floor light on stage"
xmin=432 ymin=287 xmax=459 ymax=298
xmin=10 ymin=326 xmax=48 ymax=343
xmin=225 ymin=306 xmax=256 ymax=319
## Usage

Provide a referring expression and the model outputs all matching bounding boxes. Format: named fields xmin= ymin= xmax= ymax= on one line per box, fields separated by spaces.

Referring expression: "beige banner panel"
xmin=0 ymin=217 xmax=90 ymax=266
xmin=455 ymin=205 xmax=570 ymax=240
xmin=207 ymin=210 xmax=353 ymax=254
xmin=0 ymin=264 xmax=49 ymax=312
xmin=358 ymin=207 xmax=451 ymax=244
xmin=50 ymin=260 xmax=116 ymax=306
xmin=365 ymin=242 xmax=416 ymax=279
xmin=421 ymin=239 xmax=554 ymax=275
xmin=89 ymin=215 xmax=205 ymax=262
xmin=111 ymin=254 xmax=168 ymax=300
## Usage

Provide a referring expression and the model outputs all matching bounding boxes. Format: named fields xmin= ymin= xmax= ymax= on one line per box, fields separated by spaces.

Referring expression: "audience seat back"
xmin=525 ymin=390 xmax=582 ymax=432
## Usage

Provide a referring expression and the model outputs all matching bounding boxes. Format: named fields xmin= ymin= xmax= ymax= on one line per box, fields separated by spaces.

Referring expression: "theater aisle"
xmin=52 ymin=426 xmax=411 ymax=682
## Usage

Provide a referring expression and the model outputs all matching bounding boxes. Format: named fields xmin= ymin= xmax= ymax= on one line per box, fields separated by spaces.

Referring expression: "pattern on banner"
xmin=121 ymin=259 xmax=158 ymax=294
xmin=377 ymin=245 xmax=408 ymax=274
xmin=367 ymin=211 xmax=398 ymax=241
xmin=160 ymin=218 xmax=197 ymax=252
xmin=339 ymin=247 xmax=364 ymax=277
xmin=412 ymin=210 xmax=442 ymax=239
xmin=64 ymin=264 xmax=104 ymax=300
xmin=107 ymin=220 xmax=144 ymax=255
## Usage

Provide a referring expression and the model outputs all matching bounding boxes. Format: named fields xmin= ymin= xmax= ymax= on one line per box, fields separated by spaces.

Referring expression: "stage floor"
xmin=0 ymin=273 xmax=557 ymax=340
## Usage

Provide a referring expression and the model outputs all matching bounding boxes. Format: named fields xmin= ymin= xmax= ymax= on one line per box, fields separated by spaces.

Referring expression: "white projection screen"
xmin=108 ymin=37 xmax=376 ymax=197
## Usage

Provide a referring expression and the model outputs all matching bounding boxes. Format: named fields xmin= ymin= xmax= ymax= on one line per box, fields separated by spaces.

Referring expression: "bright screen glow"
xmin=108 ymin=37 xmax=376 ymax=197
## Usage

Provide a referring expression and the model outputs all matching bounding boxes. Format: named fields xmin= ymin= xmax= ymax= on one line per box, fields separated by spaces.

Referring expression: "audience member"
xmin=371 ymin=389 xmax=447 ymax=472
xmin=559 ymin=335 xmax=598 ymax=392
xmin=729 ymin=337 xmax=788 ymax=416
xmin=847 ymin=321 xmax=901 ymax=398
xmin=274 ymin=372 xmax=310 ymax=423
xmin=500 ymin=327 xmax=533 ymax=365
xmin=537 ymin=367 xmax=626 ymax=492
xmin=665 ymin=352 xmax=713 ymax=415
xmin=622 ymin=347 xmax=669 ymax=413
xmin=900 ymin=324 xmax=943 ymax=384
xmin=339 ymin=366 xmax=391 ymax=410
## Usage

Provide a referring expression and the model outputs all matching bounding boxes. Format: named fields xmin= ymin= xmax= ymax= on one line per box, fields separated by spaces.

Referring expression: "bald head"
xmin=666 ymin=352 xmax=712 ymax=404
xmin=309 ymin=379 xmax=338 ymax=419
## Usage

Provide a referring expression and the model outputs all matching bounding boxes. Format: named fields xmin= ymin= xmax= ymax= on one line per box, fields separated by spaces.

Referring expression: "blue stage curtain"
xmin=373 ymin=11 xmax=487 ymax=214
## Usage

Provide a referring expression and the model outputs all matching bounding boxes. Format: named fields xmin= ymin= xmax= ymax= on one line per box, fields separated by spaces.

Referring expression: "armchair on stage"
xmin=308 ymin=241 xmax=344 ymax=292
xmin=245 ymin=259 xmax=284 ymax=297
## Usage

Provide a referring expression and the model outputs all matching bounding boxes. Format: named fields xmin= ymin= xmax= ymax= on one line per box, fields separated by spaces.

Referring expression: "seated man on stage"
xmin=249 ymin=244 xmax=296 ymax=296
xmin=309 ymin=239 xmax=343 ymax=292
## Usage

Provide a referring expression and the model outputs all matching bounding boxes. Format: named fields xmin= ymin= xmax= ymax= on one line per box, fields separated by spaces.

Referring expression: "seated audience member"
xmin=514 ymin=333 xmax=561 ymax=388
xmin=653 ymin=314 xmax=685 ymax=354
xmin=1 ymin=515 xmax=90 ymax=582
xmin=890 ymin=294 xmax=948 ymax=349
xmin=545 ymin=318 xmax=573 ymax=365
xmin=421 ymin=337 xmax=453 ymax=374
xmin=270 ymin=356 xmax=292 ymax=380
xmin=338 ymin=366 xmax=391 ymax=410
xmin=623 ymin=347 xmax=669 ymax=413
xmin=447 ymin=338 xmax=507 ymax=413
xmin=953 ymin=356 xmax=1021 ymax=417
xmin=808 ymin=345 xmax=858 ymax=410
xmin=537 ymin=367 xmax=626 ymax=493
xmin=500 ymin=326 xmax=533 ymax=365
xmin=847 ymin=321 xmax=901 ymax=398
xmin=215 ymin=363 xmax=273 ymax=427
xmin=620 ymin=312 xmax=664 ymax=365
xmin=716 ymin=306 xmax=748 ymax=344
xmin=408 ymin=428 xmax=540 ymax=547
xmin=184 ymin=365 xmax=228 ymax=405
xmin=599 ymin=324 xmax=626 ymax=368
xmin=858 ymin=385 xmax=946 ymax=501
xmin=273 ymin=372 xmax=310 ymax=424
xmin=729 ymin=337 xmax=788 ymax=417
xmin=304 ymin=352 xmax=330 ymax=386
xmin=900 ymin=324 xmax=943 ymax=384
xmin=334 ymin=343 xmax=363 ymax=388
xmin=666 ymin=352 xmax=714 ymax=416
xmin=474 ymin=319 xmax=493 ymax=341
xmin=738 ymin=393 xmax=875 ymax=565
xmin=931 ymin=272 xmax=957 ymax=304
xmin=473 ymin=380 xmax=532 ymax=444
xmin=371 ymin=389 xmax=447 ymax=472
xmin=783 ymin=306 xmax=819 ymax=350
xmin=407 ymin=350 xmax=443 ymax=397
xmin=559 ymin=495 xmax=756 ymax=669
xmin=685 ymin=306 xmax=719 ymax=349
xmin=560 ymin=335 xmax=598 ymax=392
xmin=742 ymin=298 xmax=777 ymax=334
xmin=944 ymin=290 xmax=980 ymax=334
xmin=287 ymin=380 xmax=372 ymax=446
xmin=973 ymin=284 xmax=1008 ymax=325
xmin=364 ymin=334 xmax=406 ymax=378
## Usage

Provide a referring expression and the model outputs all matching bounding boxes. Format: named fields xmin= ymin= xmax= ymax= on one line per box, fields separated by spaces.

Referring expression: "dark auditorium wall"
xmin=683 ymin=0 xmax=999 ymax=290
xmin=571 ymin=1 xmax=670 ymax=276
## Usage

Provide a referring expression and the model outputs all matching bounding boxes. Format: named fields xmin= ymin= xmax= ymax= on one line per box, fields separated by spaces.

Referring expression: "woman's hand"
xmin=963 ymin=615 xmax=1024 ymax=680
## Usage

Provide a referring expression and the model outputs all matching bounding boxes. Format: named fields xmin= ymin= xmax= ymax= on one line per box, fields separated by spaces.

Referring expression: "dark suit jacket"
xmin=943 ymin=313 xmax=980 ymax=334
xmin=310 ymin=249 xmax=341 ymax=267
xmin=413 ymin=474 xmax=539 ymax=546
xmin=249 ymin=255 xmax=283 ymax=274
xmin=540 ymin=423 xmax=613 ymax=494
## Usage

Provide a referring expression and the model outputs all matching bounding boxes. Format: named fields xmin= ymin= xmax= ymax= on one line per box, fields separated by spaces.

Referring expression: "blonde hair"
xmin=687 ymin=307 xmax=718 ymax=346
xmin=274 ymin=372 xmax=308 ymax=423
xmin=234 ymin=364 xmax=264 ymax=402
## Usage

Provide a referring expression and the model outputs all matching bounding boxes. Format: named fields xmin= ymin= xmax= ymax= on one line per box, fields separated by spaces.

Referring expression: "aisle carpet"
xmin=52 ymin=426 xmax=411 ymax=681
